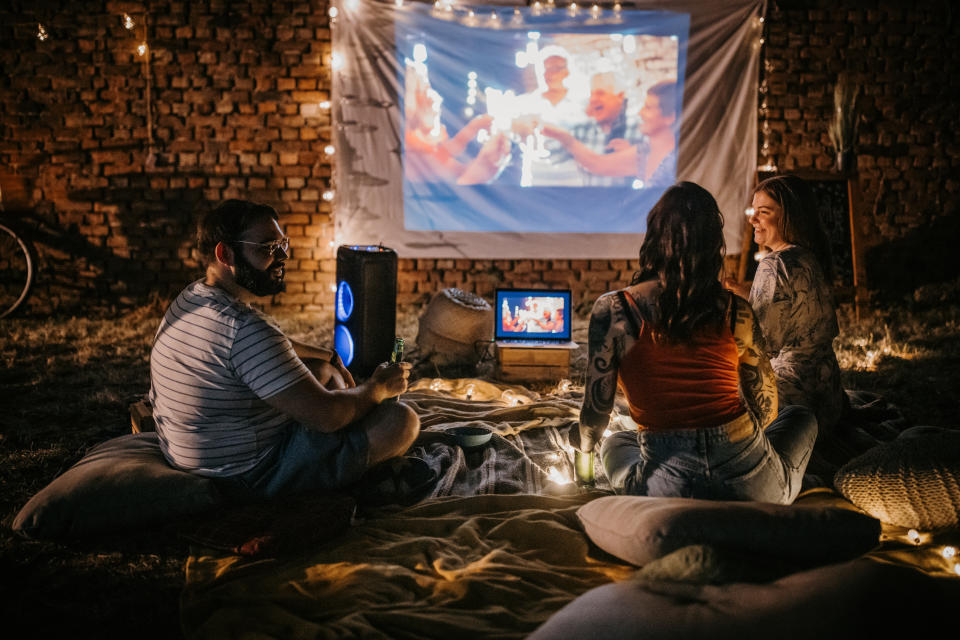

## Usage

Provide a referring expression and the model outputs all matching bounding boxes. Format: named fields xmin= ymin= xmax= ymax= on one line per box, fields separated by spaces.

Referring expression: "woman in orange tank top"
xmin=577 ymin=182 xmax=817 ymax=503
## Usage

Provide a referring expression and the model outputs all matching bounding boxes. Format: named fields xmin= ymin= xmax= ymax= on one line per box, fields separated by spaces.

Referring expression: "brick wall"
xmin=1 ymin=0 xmax=957 ymax=317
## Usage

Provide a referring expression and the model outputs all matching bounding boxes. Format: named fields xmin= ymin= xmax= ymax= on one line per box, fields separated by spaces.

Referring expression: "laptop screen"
xmin=495 ymin=289 xmax=572 ymax=342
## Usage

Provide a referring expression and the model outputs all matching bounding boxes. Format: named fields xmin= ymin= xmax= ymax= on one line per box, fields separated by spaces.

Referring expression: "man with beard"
xmin=149 ymin=199 xmax=419 ymax=500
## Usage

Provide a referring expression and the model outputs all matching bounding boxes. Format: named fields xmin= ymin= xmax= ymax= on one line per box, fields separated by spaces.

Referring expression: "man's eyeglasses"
xmin=231 ymin=237 xmax=290 ymax=258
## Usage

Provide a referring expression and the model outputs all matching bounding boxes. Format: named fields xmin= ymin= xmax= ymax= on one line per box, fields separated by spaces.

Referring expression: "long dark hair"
xmin=631 ymin=182 xmax=727 ymax=341
xmin=754 ymin=174 xmax=834 ymax=282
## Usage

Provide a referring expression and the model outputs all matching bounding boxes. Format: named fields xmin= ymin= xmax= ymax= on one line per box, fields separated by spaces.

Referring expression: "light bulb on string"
xmin=37 ymin=23 xmax=48 ymax=41
xmin=330 ymin=52 xmax=344 ymax=71
xmin=322 ymin=189 xmax=335 ymax=201
xmin=324 ymin=144 xmax=336 ymax=156
xmin=942 ymin=546 xmax=957 ymax=560
xmin=319 ymin=100 xmax=331 ymax=110
xmin=907 ymin=529 xmax=921 ymax=545
xmin=123 ymin=13 xmax=136 ymax=30
xmin=137 ymin=42 xmax=149 ymax=57
xmin=328 ymin=7 xmax=338 ymax=19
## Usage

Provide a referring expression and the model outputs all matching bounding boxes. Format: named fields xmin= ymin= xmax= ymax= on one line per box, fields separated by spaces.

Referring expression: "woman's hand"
xmin=722 ymin=277 xmax=751 ymax=300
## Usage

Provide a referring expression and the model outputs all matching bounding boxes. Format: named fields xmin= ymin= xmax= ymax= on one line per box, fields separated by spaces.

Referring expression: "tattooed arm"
xmin=731 ymin=295 xmax=779 ymax=428
xmin=579 ymin=292 xmax=630 ymax=452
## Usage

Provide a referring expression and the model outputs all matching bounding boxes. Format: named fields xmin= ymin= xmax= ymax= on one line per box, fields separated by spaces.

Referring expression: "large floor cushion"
xmin=576 ymin=495 xmax=881 ymax=567
xmin=13 ymin=432 xmax=223 ymax=540
xmin=834 ymin=428 xmax=960 ymax=530
xmin=529 ymin=558 xmax=957 ymax=640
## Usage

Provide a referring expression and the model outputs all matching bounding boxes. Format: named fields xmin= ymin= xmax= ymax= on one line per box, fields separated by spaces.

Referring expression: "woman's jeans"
xmin=601 ymin=405 xmax=818 ymax=504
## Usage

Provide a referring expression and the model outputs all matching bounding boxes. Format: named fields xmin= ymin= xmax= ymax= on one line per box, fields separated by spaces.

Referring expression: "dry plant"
xmin=827 ymin=73 xmax=861 ymax=156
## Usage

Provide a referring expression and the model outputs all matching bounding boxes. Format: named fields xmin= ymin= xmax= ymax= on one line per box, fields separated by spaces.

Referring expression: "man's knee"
xmin=365 ymin=401 xmax=420 ymax=462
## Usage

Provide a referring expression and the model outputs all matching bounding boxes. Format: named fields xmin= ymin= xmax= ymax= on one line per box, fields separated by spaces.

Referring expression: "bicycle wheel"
xmin=0 ymin=222 xmax=34 ymax=318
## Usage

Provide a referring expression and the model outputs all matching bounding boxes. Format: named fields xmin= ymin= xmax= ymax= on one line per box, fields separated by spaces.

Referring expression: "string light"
xmin=465 ymin=383 xmax=475 ymax=400
xmin=137 ymin=42 xmax=148 ymax=57
xmin=36 ymin=23 xmax=48 ymax=41
xmin=322 ymin=189 xmax=335 ymax=201
xmin=319 ymin=100 xmax=331 ymax=110
xmin=324 ymin=144 xmax=336 ymax=156
xmin=941 ymin=546 xmax=957 ymax=560
xmin=328 ymin=7 xmax=338 ymax=19
xmin=330 ymin=52 xmax=344 ymax=71
xmin=907 ymin=529 xmax=921 ymax=545
xmin=122 ymin=13 xmax=135 ymax=30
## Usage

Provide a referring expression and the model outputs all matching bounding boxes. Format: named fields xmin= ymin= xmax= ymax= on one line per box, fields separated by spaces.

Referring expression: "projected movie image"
xmin=399 ymin=6 xmax=689 ymax=234
xmin=498 ymin=291 xmax=568 ymax=339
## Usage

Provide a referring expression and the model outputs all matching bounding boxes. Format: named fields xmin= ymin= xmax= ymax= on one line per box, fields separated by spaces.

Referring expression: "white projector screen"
xmin=332 ymin=0 xmax=765 ymax=258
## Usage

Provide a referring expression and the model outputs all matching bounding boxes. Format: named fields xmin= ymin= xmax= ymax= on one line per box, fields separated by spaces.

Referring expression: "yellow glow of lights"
xmin=37 ymin=23 xmax=48 ymax=41
xmin=465 ymin=383 xmax=475 ymax=399
xmin=324 ymin=144 xmax=336 ymax=155
xmin=941 ymin=546 xmax=957 ymax=560
xmin=907 ymin=529 xmax=921 ymax=545
xmin=137 ymin=42 xmax=149 ymax=57
xmin=330 ymin=52 xmax=344 ymax=71
xmin=322 ymin=190 xmax=335 ymax=201
xmin=319 ymin=100 xmax=332 ymax=110
xmin=123 ymin=13 xmax=135 ymax=30
xmin=328 ymin=7 xmax=339 ymax=18
xmin=548 ymin=466 xmax=572 ymax=485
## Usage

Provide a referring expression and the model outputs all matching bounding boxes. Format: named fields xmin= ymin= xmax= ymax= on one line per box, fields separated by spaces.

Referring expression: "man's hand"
xmin=368 ymin=361 xmax=412 ymax=403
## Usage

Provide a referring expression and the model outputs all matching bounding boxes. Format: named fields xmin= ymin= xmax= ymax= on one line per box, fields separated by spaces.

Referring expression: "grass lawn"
xmin=1 ymin=299 xmax=958 ymax=638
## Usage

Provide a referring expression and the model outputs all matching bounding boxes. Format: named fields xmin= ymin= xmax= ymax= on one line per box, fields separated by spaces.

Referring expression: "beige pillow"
xmin=834 ymin=429 xmax=960 ymax=530
xmin=576 ymin=495 xmax=880 ymax=567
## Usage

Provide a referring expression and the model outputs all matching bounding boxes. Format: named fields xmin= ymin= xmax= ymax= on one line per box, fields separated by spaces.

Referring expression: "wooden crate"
xmin=129 ymin=398 xmax=155 ymax=433
xmin=496 ymin=346 xmax=571 ymax=382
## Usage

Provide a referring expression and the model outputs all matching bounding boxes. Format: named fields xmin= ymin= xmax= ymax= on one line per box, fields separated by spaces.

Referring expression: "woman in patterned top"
xmin=579 ymin=182 xmax=817 ymax=503
xmin=724 ymin=174 xmax=846 ymax=432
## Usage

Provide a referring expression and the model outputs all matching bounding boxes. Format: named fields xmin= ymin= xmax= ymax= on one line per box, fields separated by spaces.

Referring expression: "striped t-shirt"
xmin=149 ymin=280 xmax=310 ymax=477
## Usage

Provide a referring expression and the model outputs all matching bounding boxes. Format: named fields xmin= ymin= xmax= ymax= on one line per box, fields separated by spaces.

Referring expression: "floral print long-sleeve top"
xmin=749 ymin=245 xmax=845 ymax=430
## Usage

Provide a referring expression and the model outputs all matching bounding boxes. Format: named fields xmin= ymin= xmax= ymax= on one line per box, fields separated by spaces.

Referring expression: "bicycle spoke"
xmin=0 ymin=223 xmax=33 ymax=318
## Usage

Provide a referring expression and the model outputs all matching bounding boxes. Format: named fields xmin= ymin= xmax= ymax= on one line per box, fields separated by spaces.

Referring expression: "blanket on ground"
xmin=180 ymin=379 xmax=953 ymax=640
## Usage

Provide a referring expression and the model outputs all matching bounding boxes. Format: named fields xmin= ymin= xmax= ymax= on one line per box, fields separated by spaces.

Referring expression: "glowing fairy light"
xmin=567 ymin=3 xmax=579 ymax=17
xmin=329 ymin=283 xmax=337 ymax=292
xmin=36 ymin=23 xmax=48 ymax=41
xmin=319 ymin=100 xmax=331 ymax=110
xmin=322 ymin=189 xmax=335 ymax=201
xmin=548 ymin=466 xmax=572 ymax=485
xmin=430 ymin=380 xmax=442 ymax=391
xmin=330 ymin=52 xmax=345 ymax=71
xmin=324 ymin=144 xmax=336 ymax=156
xmin=942 ymin=546 xmax=957 ymax=560
xmin=122 ymin=13 xmax=135 ymax=30
xmin=137 ymin=42 xmax=149 ymax=57
xmin=907 ymin=529 xmax=921 ymax=545
xmin=465 ymin=383 xmax=476 ymax=400
xmin=328 ymin=6 xmax=339 ymax=18
xmin=631 ymin=179 xmax=644 ymax=190
xmin=590 ymin=4 xmax=601 ymax=19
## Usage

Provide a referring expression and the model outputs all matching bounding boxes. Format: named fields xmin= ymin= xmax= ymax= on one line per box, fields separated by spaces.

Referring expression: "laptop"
xmin=494 ymin=288 xmax=577 ymax=349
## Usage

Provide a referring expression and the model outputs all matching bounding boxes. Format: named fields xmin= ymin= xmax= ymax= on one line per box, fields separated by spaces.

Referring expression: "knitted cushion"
xmin=833 ymin=429 xmax=960 ymax=530
xmin=416 ymin=288 xmax=493 ymax=366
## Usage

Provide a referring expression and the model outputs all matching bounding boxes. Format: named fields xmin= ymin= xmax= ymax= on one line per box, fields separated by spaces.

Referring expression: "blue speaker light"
xmin=336 ymin=280 xmax=354 ymax=322
xmin=334 ymin=324 xmax=355 ymax=367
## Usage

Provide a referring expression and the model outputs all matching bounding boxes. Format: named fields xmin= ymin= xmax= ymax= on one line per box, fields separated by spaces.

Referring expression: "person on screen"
xmin=541 ymin=80 xmax=678 ymax=188
xmin=510 ymin=45 xmax=590 ymax=186
xmin=538 ymin=70 xmax=639 ymax=187
xmin=577 ymin=182 xmax=817 ymax=503
xmin=722 ymin=174 xmax=846 ymax=433
xmin=403 ymin=60 xmax=509 ymax=185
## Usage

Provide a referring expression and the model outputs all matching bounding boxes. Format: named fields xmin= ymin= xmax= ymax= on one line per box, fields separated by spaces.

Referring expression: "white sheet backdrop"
xmin=332 ymin=0 xmax=765 ymax=258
